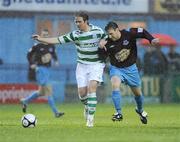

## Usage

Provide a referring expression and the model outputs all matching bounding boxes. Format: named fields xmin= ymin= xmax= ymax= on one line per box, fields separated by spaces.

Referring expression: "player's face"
xmin=107 ymin=28 xmax=121 ymax=41
xmin=74 ymin=17 xmax=88 ymax=31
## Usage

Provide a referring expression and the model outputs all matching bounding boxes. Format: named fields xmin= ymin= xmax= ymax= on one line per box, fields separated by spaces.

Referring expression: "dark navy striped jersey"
xmin=98 ymin=28 xmax=154 ymax=68
xmin=27 ymin=43 xmax=58 ymax=67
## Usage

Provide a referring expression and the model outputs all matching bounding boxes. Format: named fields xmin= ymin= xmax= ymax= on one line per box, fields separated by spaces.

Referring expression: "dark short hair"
xmin=75 ymin=11 xmax=89 ymax=22
xmin=105 ymin=21 xmax=119 ymax=32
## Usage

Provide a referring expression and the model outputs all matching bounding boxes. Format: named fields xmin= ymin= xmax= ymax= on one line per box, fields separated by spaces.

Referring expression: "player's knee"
xmin=44 ymin=89 xmax=52 ymax=96
xmin=111 ymin=83 xmax=120 ymax=90
xmin=88 ymin=82 xmax=98 ymax=93
xmin=111 ymin=78 xmax=120 ymax=89
xmin=78 ymin=88 xmax=87 ymax=97
xmin=39 ymin=87 xmax=52 ymax=96
xmin=134 ymin=92 xmax=142 ymax=96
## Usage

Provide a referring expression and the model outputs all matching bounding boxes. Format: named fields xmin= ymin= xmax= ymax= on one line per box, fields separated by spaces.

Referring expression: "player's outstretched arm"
xmin=32 ymin=34 xmax=59 ymax=44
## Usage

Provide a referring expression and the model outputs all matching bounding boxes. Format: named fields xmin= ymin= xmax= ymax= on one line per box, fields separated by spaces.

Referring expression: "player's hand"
xmin=151 ymin=38 xmax=160 ymax=46
xmin=99 ymin=39 xmax=107 ymax=51
xmin=30 ymin=64 xmax=37 ymax=69
xmin=32 ymin=34 xmax=40 ymax=40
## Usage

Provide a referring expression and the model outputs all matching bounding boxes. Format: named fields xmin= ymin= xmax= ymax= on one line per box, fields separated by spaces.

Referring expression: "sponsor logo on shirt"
xmin=123 ymin=40 xmax=129 ymax=45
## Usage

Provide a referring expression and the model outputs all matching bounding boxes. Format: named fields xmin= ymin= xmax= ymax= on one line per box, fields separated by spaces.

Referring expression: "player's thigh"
xmin=39 ymin=85 xmax=52 ymax=96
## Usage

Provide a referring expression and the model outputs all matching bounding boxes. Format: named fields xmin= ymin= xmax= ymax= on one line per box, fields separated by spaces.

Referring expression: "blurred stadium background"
xmin=0 ymin=0 xmax=180 ymax=105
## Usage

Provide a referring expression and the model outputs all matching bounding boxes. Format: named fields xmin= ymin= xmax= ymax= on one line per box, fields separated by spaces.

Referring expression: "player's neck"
xmin=83 ymin=25 xmax=90 ymax=32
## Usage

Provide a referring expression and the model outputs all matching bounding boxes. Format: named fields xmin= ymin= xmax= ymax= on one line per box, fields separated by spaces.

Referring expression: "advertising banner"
xmin=0 ymin=84 xmax=47 ymax=104
xmin=0 ymin=0 xmax=148 ymax=13
xmin=154 ymin=0 xmax=180 ymax=14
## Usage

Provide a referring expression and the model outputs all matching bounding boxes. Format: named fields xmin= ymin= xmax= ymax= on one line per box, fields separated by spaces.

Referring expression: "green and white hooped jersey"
xmin=57 ymin=24 xmax=106 ymax=64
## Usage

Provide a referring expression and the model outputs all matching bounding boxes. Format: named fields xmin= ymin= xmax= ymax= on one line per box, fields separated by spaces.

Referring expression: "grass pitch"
xmin=0 ymin=103 xmax=180 ymax=142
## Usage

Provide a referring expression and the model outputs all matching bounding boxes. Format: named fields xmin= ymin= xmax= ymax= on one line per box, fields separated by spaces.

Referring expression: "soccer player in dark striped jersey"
xmin=98 ymin=21 xmax=159 ymax=124
xmin=32 ymin=11 xmax=106 ymax=127
xmin=21 ymin=29 xmax=64 ymax=118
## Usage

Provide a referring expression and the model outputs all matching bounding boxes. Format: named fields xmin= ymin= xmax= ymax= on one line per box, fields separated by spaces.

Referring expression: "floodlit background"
xmin=0 ymin=0 xmax=180 ymax=104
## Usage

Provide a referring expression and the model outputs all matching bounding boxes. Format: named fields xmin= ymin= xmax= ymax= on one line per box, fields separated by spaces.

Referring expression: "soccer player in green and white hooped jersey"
xmin=32 ymin=11 xmax=106 ymax=127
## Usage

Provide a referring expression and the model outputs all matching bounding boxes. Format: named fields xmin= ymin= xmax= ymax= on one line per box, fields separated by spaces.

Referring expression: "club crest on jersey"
xmin=123 ymin=40 xmax=129 ymax=45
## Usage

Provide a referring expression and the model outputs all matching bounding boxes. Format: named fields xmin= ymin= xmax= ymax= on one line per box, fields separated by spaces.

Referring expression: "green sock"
xmin=87 ymin=92 xmax=97 ymax=115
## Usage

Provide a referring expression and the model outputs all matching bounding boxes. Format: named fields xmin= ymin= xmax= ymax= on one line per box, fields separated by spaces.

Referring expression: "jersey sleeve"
xmin=57 ymin=32 xmax=76 ymax=44
xmin=27 ymin=45 xmax=37 ymax=65
xmin=130 ymin=28 xmax=154 ymax=43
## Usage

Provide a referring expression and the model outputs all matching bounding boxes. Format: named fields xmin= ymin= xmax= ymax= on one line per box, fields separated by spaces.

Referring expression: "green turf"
xmin=0 ymin=103 xmax=180 ymax=142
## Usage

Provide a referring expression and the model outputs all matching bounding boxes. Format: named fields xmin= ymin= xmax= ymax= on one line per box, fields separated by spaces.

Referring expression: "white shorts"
xmin=76 ymin=63 xmax=105 ymax=88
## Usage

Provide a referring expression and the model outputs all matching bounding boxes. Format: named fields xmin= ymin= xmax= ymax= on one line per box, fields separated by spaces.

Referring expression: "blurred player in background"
xmin=98 ymin=21 xmax=159 ymax=124
xmin=31 ymin=11 xmax=106 ymax=127
xmin=21 ymin=29 xmax=64 ymax=118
